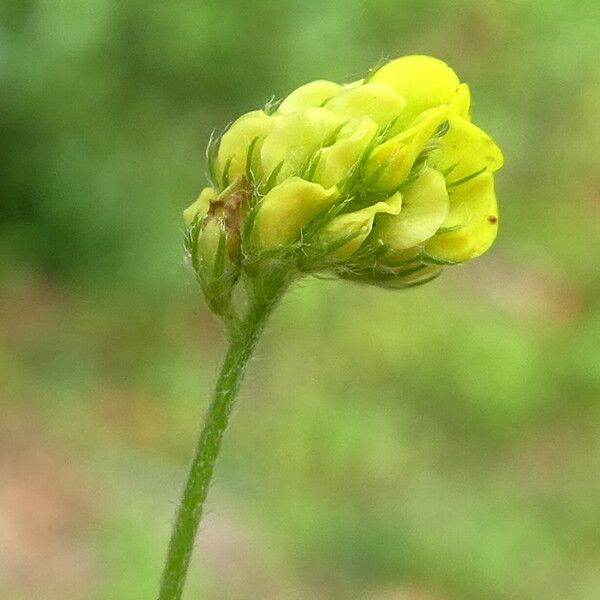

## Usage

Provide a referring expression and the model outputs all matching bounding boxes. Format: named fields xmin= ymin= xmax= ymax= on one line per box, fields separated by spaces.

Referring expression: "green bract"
xmin=184 ymin=55 xmax=504 ymax=315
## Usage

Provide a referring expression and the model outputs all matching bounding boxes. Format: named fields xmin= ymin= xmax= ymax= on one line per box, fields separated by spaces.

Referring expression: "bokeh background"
xmin=2 ymin=1 xmax=600 ymax=598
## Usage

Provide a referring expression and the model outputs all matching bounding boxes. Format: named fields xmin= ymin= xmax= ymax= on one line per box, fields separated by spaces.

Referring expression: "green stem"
xmin=158 ymin=288 xmax=282 ymax=600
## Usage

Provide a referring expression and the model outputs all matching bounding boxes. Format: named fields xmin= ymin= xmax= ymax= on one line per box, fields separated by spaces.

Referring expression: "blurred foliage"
xmin=1 ymin=1 xmax=600 ymax=599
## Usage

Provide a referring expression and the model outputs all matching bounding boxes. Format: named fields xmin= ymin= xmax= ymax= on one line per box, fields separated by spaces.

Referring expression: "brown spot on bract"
xmin=488 ymin=215 xmax=498 ymax=224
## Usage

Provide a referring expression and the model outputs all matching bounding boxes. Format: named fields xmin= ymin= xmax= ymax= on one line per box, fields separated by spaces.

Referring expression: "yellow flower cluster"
xmin=184 ymin=55 xmax=503 ymax=294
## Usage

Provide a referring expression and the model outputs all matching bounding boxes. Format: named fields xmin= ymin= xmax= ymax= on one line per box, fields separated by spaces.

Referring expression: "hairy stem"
xmin=158 ymin=286 xmax=282 ymax=600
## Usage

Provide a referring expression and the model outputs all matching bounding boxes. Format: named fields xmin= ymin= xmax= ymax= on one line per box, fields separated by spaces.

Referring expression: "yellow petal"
xmin=431 ymin=114 xmax=504 ymax=180
xmin=438 ymin=171 xmax=494 ymax=231
xmin=218 ymin=111 xmax=276 ymax=184
xmin=260 ymin=107 xmax=343 ymax=182
xmin=324 ymin=82 xmax=406 ymax=126
xmin=426 ymin=174 xmax=499 ymax=262
xmin=321 ymin=191 xmax=403 ymax=257
xmin=255 ymin=177 xmax=340 ymax=248
xmin=365 ymin=106 xmax=448 ymax=190
xmin=374 ymin=167 xmax=449 ymax=250
xmin=183 ymin=187 xmax=215 ymax=225
xmin=471 ymin=194 xmax=498 ymax=257
xmin=312 ymin=117 xmax=379 ymax=188
xmin=278 ymin=80 xmax=342 ymax=114
xmin=370 ymin=55 xmax=460 ymax=118
xmin=448 ymin=83 xmax=471 ymax=119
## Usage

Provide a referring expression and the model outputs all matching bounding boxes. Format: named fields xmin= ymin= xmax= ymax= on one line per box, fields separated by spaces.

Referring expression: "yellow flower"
xmin=370 ymin=55 xmax=462 ymax=119
xmin=260 ymin=107 xmax=343 ymax=183
xmin=364 ymin=106 xmax=448 ymax=191
xmin=312 ymin=117 xmax=378 ymax=188
xmin=253 ymin=177 xmax=340 ymax=249
xmin=320 ymin=191 xmax=402 ymax=258
xmin=217 ymin=111 xmax=275 ymax=185
xmin=184 ymin=55 xmax=504 ymax=308
xmin=374 ymin=167 xmax=449 ymax=251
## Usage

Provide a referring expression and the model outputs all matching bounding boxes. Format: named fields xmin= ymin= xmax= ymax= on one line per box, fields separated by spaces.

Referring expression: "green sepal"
xmin=245 ymin=136 xmax=260 ymax=184
xmin=206 ymin=130 xmax=222 ymax=190
xmin=221 ymin=156 xmax=233 ymax=190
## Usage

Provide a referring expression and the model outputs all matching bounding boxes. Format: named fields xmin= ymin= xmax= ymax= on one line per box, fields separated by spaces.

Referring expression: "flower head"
xmin=184 ymin=55 xmax=503 ymax=313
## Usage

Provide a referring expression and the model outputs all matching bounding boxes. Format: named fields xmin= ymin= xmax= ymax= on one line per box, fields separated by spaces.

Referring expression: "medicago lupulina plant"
xmin=159 ymin=55 xmax=503 ymax=599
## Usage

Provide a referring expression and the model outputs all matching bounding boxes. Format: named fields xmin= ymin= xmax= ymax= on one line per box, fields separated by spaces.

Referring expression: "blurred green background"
xmin=2 ymin=1 xmax=600 ymax=598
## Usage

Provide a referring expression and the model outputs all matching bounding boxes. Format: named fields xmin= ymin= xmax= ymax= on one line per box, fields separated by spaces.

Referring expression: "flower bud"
xmin=278 ymin=80 xmax=342 ymax=114
xmin=319 ymin=191 xmax=402 ymax=258
xmin=184 ymin=55 xmax=504 ymax=313
xmin=312 ymin=117 xmax=378 ymax=188
xmin=253 ymin=177 xmax=339 ymax=249
xmin=217 ymin=111 xmax=275 ymax=186
xmin=185 ymin=178 xmax=250 ymax=315
xmin=364 ymin=106 xmax=448 ymax=191
xmin=260 ymin=107 xmax=343 ymax=183
xmin=373 ymin=167 xmax=449 ymax=252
